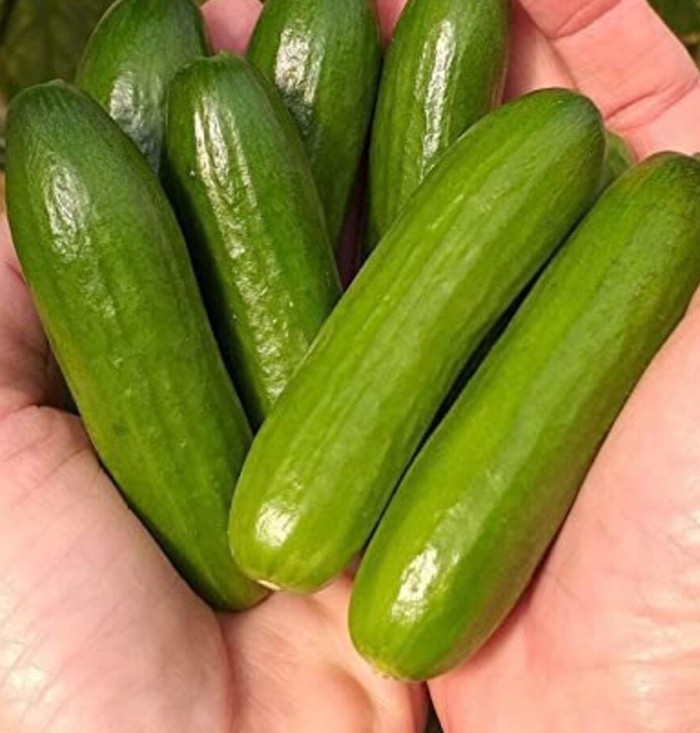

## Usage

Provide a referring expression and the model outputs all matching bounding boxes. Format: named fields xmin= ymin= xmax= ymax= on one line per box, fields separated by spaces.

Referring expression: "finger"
xmin=431 ymin=300 xmax=700 ymax=731
xmin=519 ymin=0 xmax=700 ymax=156
xmin=0 ymin=217 xmax=63 ymax=421
xmin=202 ymin=0 xmax=262 ymax=54
xmin=375 ymin=0 xmax=407 ymax=42
xmin=506 ymin=2 xmax=574 ymax=99
xmin=222 ymin=575 xmax=426 ymax=732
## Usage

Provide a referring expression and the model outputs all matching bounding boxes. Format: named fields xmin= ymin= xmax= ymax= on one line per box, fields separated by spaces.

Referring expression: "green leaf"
xmin=649 ymin=0 xmax=700 ymax=44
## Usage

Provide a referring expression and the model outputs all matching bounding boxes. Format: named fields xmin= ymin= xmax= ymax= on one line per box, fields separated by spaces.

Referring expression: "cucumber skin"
xmin=163 ymin=54 xmax=341 ymax=429
xmin=367 ymin=0 xmax=509 ymax=250
xmin=600 ymin=130 xmax=636 ymax=190
xmin=77 ymin=0 xmax=209 ymax=172
xmin=350 ymin=153 xmax=700 ymax=681
xmin=5 ymin=82 xmax=266 ymax=611
xmin=229 ymin=90 xmax=606 ymax=593
xmin=248 ymin=0 xmax=381 ymax=247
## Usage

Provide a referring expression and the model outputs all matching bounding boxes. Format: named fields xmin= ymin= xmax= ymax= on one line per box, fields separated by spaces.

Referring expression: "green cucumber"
xmin=601 ymin=130 xmax=635 ymax=189
xmin=77 ymin=0 xmax=209 ymax=172
xmin=247 ymin=0 xmax=381 ymax=248
xmin=163 ymin=54 xmax=341 ymax=429
xmin=366 ymin=0 xmax=509 ymax=250
xmin=350 ymin=153 xmax=700 ymax=681
xmin=6 ymin=82 xmax=265 ymax=611
xmin=229 ymin=90 xmax=606 ymax=593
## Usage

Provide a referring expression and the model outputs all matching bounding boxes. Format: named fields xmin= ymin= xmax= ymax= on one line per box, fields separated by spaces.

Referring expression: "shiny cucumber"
xmin=6 ymin=82 xmax=265 ymax=611
xmin=350 ymin=153 xmax=700 ymax=680
xmin=229 ymin=90 xmax=606 ymax=593
xmin=247 ymin=0 xmax=381 ymax=248
xmin=163 ymin=54 xmax=341 ymax=428
xmin=77 ymin=0 xmax=209 ymax=172
xmin=366 ymin=0 xmax=509 ymax=250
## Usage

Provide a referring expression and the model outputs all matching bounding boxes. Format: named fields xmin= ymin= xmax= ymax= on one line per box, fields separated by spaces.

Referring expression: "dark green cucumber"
xmin=229 ymin=90 xmax=606 ymax=593
xmin=248 ymin=0 xmax=381 ymax=248
xmin=601 ymin=130 xmax=635 ymax=189
xmin=77 ymin=0 xmax=209 ymax=172
xmin=366 ymin=0 xmax=509 ymax=250
xmin=163 ymin=54 xmax=340 ymax=429
xmin=350 ymin=153 xmax=700 ymax=681
xmin=6 ymin=82 xmax=265 ymax=611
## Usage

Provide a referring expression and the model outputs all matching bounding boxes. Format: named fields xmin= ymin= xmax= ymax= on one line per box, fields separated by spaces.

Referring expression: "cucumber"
xmin=229 ymin=90 xmax=606 ymax=593
xmin=163 ymin=54 xmax=341 ymax=429
xmin=601 ymin=130 xmax=635 ymax=189
xmin=366 ymin=0 xmax=509 ymax=250
xmin=247 ymin=0 xmax=381 ymax=248
xmin=5 ymin=82 xmax=265 ymax=611
xmin=350 ymin=153 xmax=700 ymax=681
xmin=77 ymin=0 xmax=209 ymax=172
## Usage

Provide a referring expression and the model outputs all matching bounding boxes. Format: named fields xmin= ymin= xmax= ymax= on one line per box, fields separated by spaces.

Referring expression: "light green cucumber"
xmin=163 ymin=54 xmax=341 ymax=428
xmin=6 ymin=81 xmax=265 ymax=611
xmin=77 ymin=0 xmax=209 ymax=172
xmin=350 ymin=153 xmax=700 ymax=681
xmin=229 ymin=89 xmax=606 ymax=593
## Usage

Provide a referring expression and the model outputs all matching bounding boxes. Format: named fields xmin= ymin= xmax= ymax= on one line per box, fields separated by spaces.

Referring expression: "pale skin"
xmin=0 ymin=0 xmax=699 ymax=730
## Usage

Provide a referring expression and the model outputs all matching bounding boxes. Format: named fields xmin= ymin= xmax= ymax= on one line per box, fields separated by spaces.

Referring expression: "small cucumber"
xmin=366 ymin=0 xmax=509 ymax=250
xmin=601 ymin=130 xmax=635 ymax=189
xmin=248 ymin=0 xmax=381 ymax=248
xmin=163 ymin=54 xmax=341 ymax=428
xmin=349 ymin=153 xmax=700 ymax=681
xmin=77 ymin=0 xmax=209 ymax=172
xmin=6 ymin=82 xmax=265 ymax=611
xmin=229 ymin=90 xmax=605 ymax=593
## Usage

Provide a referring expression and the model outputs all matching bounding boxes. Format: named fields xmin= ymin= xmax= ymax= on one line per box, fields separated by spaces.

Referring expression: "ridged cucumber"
xmin=163 ymin=54 xmax=341 ymax=428
xmin=6 ymin=82 xmax=265 ymax=611
xmin=77 ymin=0 xmax=209 ymax=172
xmin=229 ymin=90 xmax=606 ymax=593
xmin=349 ymin=153 xmax=700 ymax=680
xmin=248 ymin=0 xmax=381 ymax=247
xmin=366 ymin=0 xmax=509 ymax=250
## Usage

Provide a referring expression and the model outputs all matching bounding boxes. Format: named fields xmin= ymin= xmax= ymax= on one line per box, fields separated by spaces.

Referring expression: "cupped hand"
xmin=1 ymin=1 xmax=700 ymax=732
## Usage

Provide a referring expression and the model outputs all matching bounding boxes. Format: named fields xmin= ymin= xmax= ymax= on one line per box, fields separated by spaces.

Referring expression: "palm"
xmin=0 ymin=219 xmax=419 ymax=732
xmin=2 ymin=0 xmax=700 ymax=731
xmin=431 ymin=315 xmax=700 ymax=732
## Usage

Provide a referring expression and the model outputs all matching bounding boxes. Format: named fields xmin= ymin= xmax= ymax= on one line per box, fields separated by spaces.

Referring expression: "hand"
xmin=1 ymin=3 xmax=699 ymax=733
xmin=426 ymin=1 xmax=700 ymax=731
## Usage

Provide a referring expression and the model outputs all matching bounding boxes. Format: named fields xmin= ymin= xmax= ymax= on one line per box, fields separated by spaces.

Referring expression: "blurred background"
xmin=0 ymin=0 xmax=697 ymax=199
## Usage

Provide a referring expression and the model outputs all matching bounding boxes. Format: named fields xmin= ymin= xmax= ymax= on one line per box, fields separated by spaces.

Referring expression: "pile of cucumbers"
xmin=5 ymin=0 xmax=700 ymax=682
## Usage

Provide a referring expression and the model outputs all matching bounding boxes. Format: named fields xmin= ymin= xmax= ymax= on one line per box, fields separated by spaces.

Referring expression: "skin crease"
xmin=0 ymin=0 xmax=699 ymax=731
